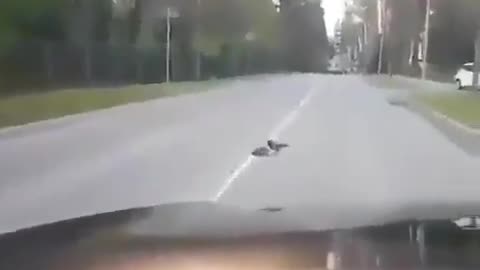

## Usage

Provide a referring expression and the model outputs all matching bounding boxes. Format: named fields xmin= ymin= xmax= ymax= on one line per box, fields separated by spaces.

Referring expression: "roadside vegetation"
xmin=0 ymin=0 xmax=330 ymax=129
xmin=366 ymin=75 xmax=480 ymax=129
xmin=416 ymin=91 xmax=480 ymax=129
xmin=0 ymin=81 xmax=218 ymax=129
xmin=1 ymin=0 xmax=328 ymax=96
xmin=364 ymin=75 xmax=454 ymax=92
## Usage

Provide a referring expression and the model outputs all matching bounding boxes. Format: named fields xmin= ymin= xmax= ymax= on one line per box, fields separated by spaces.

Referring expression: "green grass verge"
xmin=364 ymin=75 xmax=454 ymax=92
xmin=0 ymin=80 xmax=220 ymax=129
xmin=417 ymin=91 xmax=480 ymax=129
xmin=364 ymin=75 xmax=414 ymax=90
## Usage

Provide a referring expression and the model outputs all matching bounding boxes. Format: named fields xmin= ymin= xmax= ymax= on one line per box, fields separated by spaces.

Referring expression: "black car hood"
xmin=1 ymin=201 xmax=480 ymax=270
xmin=3 ymin=201 xmax=480 ymax=237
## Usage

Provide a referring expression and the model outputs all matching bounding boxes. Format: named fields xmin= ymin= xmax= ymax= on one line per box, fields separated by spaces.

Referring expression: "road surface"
xmin=0 ymin=74 xmax=479 ymax=233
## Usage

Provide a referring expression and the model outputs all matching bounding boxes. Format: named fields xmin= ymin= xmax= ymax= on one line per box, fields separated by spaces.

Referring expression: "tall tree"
xmin=0 ymin=0 xmax=66 ymax=52
xmin=194 ymin=0 xmax=280 ymax=56
xmin=385 ymin=0 xmax=421 ymax=75
xmin=110 ymin=0 xmax=138 ymax=45
xmin=280 ymin=0 xmax=329 ymax=72
xmin=458 ymin=0 xmax=480 ymax=87
xmin=128 ymin=0 xmax=143 ymax=44
xmin=93 ymin=0 xmax=113 ymax=42
xmin=68 ymin=0 xmax=112 ymax=45
xmin=415 ymin=0 xmax=480 ymax=82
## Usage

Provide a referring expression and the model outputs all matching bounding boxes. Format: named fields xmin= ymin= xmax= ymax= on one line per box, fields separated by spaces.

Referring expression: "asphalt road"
xmin=0 ymin=74 xmax=479 ymax=233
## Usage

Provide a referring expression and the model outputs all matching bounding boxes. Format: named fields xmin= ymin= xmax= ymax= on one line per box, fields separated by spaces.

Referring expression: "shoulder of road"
xmin=0 ymin=80 xmax=227 ymax=133
xmin=366 ymin=75 xmax=480 ymax=131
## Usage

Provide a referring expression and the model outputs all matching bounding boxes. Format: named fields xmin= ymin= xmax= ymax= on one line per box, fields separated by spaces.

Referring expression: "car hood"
xmin=1 ymin=201 xmax=480 ymax=270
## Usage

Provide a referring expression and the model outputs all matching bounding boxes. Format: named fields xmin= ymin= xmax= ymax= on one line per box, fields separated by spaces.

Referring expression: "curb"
xmin=428 ymin=109 xmax=480 ymax=136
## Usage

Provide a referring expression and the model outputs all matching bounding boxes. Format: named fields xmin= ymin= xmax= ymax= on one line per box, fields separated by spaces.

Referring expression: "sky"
xmin=322 ymin=0 xmax=346 ymax=37
xmin=270 ymin=0 xmax=345 ymax=37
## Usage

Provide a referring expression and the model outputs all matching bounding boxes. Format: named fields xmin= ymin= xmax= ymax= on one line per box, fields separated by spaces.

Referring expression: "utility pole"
xmin=416 ymin=223 xmax=426 ymax=266
xmin=421 ymin=0 xmax=431 ymax=80
xmin=166 ymin=7 xmax=172 ymax=83
xmin=473 ymin=29 xmax=480 ymax=88
xmin=195 ymin=0 xmax=202 ymax=80
xmin=377 ymin=0 xmax=385 ymax=74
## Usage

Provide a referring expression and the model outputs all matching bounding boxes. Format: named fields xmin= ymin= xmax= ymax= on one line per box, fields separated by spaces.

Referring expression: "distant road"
xmin=1 ymin=74 xmax=479 ymax=233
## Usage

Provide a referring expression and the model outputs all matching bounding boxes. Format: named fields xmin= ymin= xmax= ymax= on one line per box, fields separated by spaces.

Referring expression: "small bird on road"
xmin=251 ymin=140 xmax=290 ymax=157
xmin=267 ymin=139 xmax=289 ymax=152
xmin=252 ymin=146 xmax=273 ymax=157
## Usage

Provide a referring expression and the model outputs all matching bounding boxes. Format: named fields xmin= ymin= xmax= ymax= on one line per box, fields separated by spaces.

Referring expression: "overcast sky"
xmin=270 ymin=0 xmax=345 ymax=37
xmin=323 ymin=0 xmax=345 ymax=37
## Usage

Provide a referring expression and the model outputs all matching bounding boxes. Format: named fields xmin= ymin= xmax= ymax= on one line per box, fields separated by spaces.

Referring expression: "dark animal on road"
xmin=252 ymin=147 xmax=272 ymax=157
xmin=267 ymin=140 xmax=289 ymax=152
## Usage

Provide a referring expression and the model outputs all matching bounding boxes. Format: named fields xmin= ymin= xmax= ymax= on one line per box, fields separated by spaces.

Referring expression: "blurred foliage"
xmin=418 ymin=91 xmax=480 ymax=128
xmin=67 ymin=0 xmax=113 ymax=44
xmin=0 ymin=0 xmax=116 ymax=50
xmin=238 ymin=0 xmax=281 ymax=48
xmin=353 ymin=0 xmax=480 ymax=75
xmin=92 ymin=0 xmax=113 ymax=42
xmin=0 ymin=0 xmax=66 ymax=53
xmin=194 ymin=0 xmax=280 ymax=56
xmin=127 ymin=0 xmax=142 ymax=44
xmin=280 ymin=0 xmax=329 ymax=72
xmin=0 ymin=0 xmax=329 ymax=93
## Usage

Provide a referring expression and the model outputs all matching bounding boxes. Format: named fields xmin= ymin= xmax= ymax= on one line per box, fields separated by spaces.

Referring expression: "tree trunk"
xmin=84 ymin=44 xmax=93 ymax=85
xmin=473 ymin=29 xmax=480 ymax=89
xmin=195 ymin=0 xmax=202 ymax=80
xmin=68 ymin=0 xmax=95 ymax=44
xmin=43 ymin=42 xmax=54 ymax=85
xmin=136 ymin=52 xmax=144 ymax=83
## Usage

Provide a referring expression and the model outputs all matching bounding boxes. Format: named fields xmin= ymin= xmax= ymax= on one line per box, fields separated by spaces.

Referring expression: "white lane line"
xmin=269 ymin=89 xmax=315 ymax=140
xmin=212 ymin=88 xmax=316 ymax=201
xmin=212 ymin=155 xmax=256 ymax=201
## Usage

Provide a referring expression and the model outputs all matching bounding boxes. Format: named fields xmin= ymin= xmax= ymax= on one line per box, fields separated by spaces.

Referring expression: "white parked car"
xmin=454 ymin=62 xmax=479 ymax=90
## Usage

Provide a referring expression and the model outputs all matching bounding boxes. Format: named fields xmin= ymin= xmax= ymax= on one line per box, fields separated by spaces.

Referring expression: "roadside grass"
xmin=416 ymin=91 xmax=480 ymax=129
xmin=364 ymin=75 xmax=415 ymax=90
xmin=364 ymin=75 xmax=454 ymax=92
xmin=365 ymin=75 xmax=480 ymax=129
xmin=0 ymin=80 xmax=220 ymax=129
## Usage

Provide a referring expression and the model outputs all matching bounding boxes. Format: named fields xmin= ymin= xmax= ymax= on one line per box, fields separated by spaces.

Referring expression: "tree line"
xmin=346 ymin=0 xmax=480 ymax=81
xmin=0 ymin=0 xmax=330 ymax=94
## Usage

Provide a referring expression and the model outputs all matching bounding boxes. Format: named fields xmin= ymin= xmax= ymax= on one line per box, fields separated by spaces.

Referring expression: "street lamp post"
xmin=421 ymin=0 xmax=431 ymax=80
xmin=166 ymin=7 xmax=172 ymax=83
xmin=377 ymin=0 xmax=385 ymax=74
xmin=195 ymin=0 xmax=202 ymax=80
xmin=245 ymin=32 xmax=256 ymax=75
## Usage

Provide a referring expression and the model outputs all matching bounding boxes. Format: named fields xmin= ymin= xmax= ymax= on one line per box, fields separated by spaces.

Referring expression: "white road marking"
xmin=212 ymin=88 xmax=316 ymax=201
